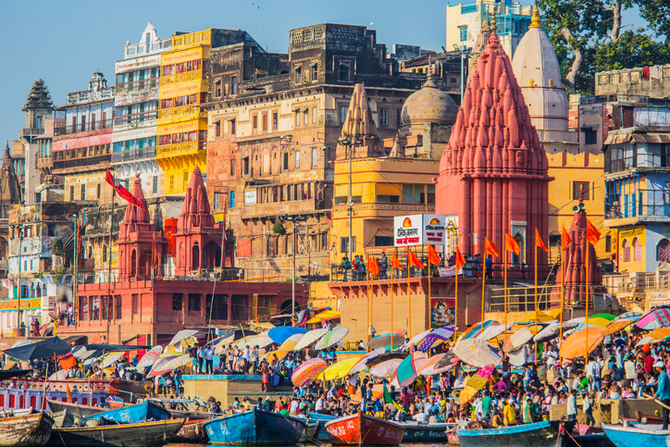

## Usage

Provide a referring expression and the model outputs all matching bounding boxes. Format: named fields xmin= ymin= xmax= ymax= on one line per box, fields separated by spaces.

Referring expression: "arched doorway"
xmin=192 ymin=243 xmax=200 ymax=270
xmin=131 ymin=249 xmax=137 ymax=277
xmin=203 ymin=241 xmax=219 ymax=269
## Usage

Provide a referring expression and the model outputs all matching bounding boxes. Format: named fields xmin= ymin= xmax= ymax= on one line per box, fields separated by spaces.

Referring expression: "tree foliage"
xmin=637 ymin=0 xmax=670 ymax=44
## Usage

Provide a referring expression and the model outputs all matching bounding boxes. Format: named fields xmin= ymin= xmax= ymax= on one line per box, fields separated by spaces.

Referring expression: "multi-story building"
xmin=112 ymin=22 xmax=171 ymax=199
xmin=206 ymin=23 xmax=430 ymax=281
xmin=446 ymin=0 xmax=531 ymax=58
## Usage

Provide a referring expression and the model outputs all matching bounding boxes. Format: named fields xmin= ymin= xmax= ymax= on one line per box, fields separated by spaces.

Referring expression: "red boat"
xmin=324 ymin=411 xmax=405 ymax=446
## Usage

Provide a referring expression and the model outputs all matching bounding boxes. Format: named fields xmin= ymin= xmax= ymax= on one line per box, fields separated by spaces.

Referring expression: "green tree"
xmin=637 ymin=0 xmax=670 ymax=44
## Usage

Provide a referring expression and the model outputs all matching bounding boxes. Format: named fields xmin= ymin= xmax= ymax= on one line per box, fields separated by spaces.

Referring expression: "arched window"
xmin=632 ymin=237 xmax=642 ymax=262
xmin=192 ymin=243 xmax=200 ymax=270
xmin=658 ymin=239 xmax=670 ymax=262
xmin=622 ymin=239 xmax=630 ymax=263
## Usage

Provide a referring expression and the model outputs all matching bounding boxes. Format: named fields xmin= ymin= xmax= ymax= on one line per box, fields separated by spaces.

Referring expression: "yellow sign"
xmin=0 ymin=298 xmax=42 ymax=312
xmin=162 ymin=48 xmax=203 ymax=65
xmin=160 ymin=82 xmax=203 ymax=98
xmin=158 ymin=120 xmax=200 ymax=134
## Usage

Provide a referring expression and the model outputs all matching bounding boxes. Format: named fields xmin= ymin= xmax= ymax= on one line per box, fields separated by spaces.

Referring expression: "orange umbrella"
xmin=559 ymin=327 xmax=605 ymax=360
xmin=349 ymin=384 xmax=383 ymax=404
xmin=635 ymin=327 xmax=670 ymax=347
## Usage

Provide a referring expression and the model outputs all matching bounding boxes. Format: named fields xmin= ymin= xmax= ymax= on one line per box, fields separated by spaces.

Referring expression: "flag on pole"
xmin=455 ymin=246 xmax=466 ymax=270
xmin=504 ymin=233 xmax=521 ymax=255
xmin=105 ymin=169 xmax=147 ymax=211
xmin=392 ymin=251 xmax=404 ymax=271
xmin=368 ymin=255 xmax=380 ymax=279
xmin=586 ymin=219 xmax=601 ymax=245
xmin=428 ymin=244 xmax=441 ymax=267
xmin=485 ymin=237 xmax=500 ymax=258
xmin=408 ymin=248 xmax=425 ymax=269
xmin=561 ymin=225 xmax=572 ymax=251
xmin=383 ymin=381 xmax=406 ymax=414
xmin=535 ymin=228 xmax=548 ymax=252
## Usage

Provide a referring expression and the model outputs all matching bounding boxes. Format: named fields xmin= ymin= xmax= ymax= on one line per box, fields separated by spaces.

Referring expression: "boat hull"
xmin=569 ymin=433 xmax=616 ymax=447
xmin=47 ymin=401 xmax=103 ymax=419
xmin=0 ymin=412 xmax=54 ymax=447
xmin=204 ymin=408 xmax=306 ymax=446
xmin=457 ymin=420 xmax=568 ymax=447
xmin=602 ymin=423 xmax=670 ymax=447
xmin=82 ymin=402 xmax=171 ymax=424
xmin=324 ymin=411 xmax=405 ymax=446
xmin=172 ymin=418 xmax=209 ymax=443
xmin=400 ymin=422 xmax=455 ymax=442
xmin=46 ymin=419 xmax=184 ymax=447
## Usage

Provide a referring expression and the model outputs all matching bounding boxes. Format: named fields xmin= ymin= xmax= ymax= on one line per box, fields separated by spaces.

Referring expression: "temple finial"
xmin=529 ymin=5 xmax=542 ymax=29
xmin=490 ymin=11 xmax=497 ymax=32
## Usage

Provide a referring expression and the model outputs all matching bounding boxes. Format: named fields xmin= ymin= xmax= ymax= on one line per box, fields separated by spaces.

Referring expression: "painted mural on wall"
xmin=430 ymin=297 xmax=454 ymax=328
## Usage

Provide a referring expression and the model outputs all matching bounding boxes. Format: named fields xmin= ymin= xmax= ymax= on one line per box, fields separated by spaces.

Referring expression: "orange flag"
xmin=428 ymin=244 xmax=441 ymax=267
xmin=455 ymin=246 xmax=466 ymax=270
xmin=535 ymin=228 xmax=548 ymax=252
xmin=408 ymin=248 xmax=425 ymax=269
xmin=586 ymin=219 xmax=601 ymax=246
xmin=505 ymin=233 xmax=521 ymax=255
xmin=368 ymin=255 xmax=380 ymax=279
xmin=561 ymin=225 xmax=572 ymax=251
xmin=392 ymin=251 xmax=404 ymax=271
xmin=66 ymin=382 xmax=72 ymax=401
xmin=485 ymin=237 xmax=500 ymax=258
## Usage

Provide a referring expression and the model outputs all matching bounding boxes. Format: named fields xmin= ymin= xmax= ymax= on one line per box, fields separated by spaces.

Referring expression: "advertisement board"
xmin=393 ymin=214 xmax=446 ymax=247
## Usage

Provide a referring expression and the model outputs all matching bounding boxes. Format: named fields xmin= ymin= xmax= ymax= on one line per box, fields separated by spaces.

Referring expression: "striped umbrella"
xmin=458 ymin=320 xmax=499 ymax=342
xmin=291 ymin=358 xmax=328 ymax=387
xmin=393 ymin=352 xmax=428 ymax=387
xmin=637 ymin=306 xmax=670 ymax=331
xmin=137 ymin=346 xmax=163 ymax=368
xmin=322 ymin=356 xmax=363 ymax=381
xmin=369 ymin=358 xmax=404 ymax=378
xmin=635 ymin=328 xmax=670 ymax=347
xmin=604 ymin=312 xmax=641 ymax=336
xmin=147 ymin=354 xmax=180 ymax=378
xmin=459 ymin=365 xmax=495 ymax=404
xmin=349 ymin=347 xmax=386 ymax=374
xmin=315 ymin=327 xmax=349 ymax=350
xmin=417 ymin=353 xmax=455 ymax=376
xmin=417 ymin=327 xmax=455 ymax=351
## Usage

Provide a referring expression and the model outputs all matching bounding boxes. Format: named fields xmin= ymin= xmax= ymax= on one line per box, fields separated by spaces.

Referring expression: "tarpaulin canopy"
xmin=293 ymin=328 xmax=328 ymax=351
xmin=268 ymin=326 xmax=307 ymax=345
xmin=453 ymin=338 xmax=502 ymax=368
xmin=306 ymin=310 xmax=341 ymax=324
xmin=4 ymin=337 xmax=72 ymax=361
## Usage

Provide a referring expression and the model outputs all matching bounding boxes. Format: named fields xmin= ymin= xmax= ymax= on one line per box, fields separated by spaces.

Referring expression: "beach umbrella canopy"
xmin=166 ymin=354 xmax=192 ymax=370
xmin=268 ymin=326 xmax=307 ymax=345
xmin=635 ymin=328 xmax=670 ymax=347
xmin=404 ymin=330 xmax=431 ymax=349
xmin=291 ymin=358 xmax=328 ymax=387
xmin=637 ymin=306 xmax=670 ymax=331
xmin=516 ymin=311 xmax=555 ymax=324
xmin=349 ymin=347 xmax=387 ymax=374
xmin=235 ymin=332 xmax=273 ymax=349
xmin=315 ymin=327 xmax=349 ymax=350
xmin=349 ymin=384 xmax=383 ymax=404
xmin=101 ymin=352 xmax=125 ymax=369
xmin=217 ymin=329 xmax=258 ymax=347
xmin=261 ymin=350 xmax=289 ymax=362
xmin=476 ymin=324 xmax=508 ymax=342
xmin=279 ymin=333 xmax=304 ymax=351
xmin=137 ymin=346 xmax=163 ymax=368
xmin=369 ymin=358 xmax=404 ymax=378
xmin=453 ymin=338 xmax=502 ymax=368
xmin=459 ymin=366 xmax=495 ymax=404
xmin=534 ymin=321 xmax=578 ymax=342
xmin=559 ymin=327 xmax=605 ymax=359
xmin=394 ymin=352 xmax=428 ymax=387
xmin=604 ymin=313 xmax=641 ymax=336
xmin=368 ymin=334 xmax=405 ymax=350
xmin=435 ymin=351 xmax=460 ymax=370
xmin=4 ymin=337 xmax=71 ymax=361
xmin=306 ymin=310 xmax=341 ymax=324
xmin=417 ymin=327 xmax=455 ymax=351
xmin=458 ymin=320 xmax=499 ymax=342
xmin=417 ymin=353 xmax=454 ymax=376
xmin=293 ymin=328 xmax=328 ymax=351
xmin=148 ymin=354 xmax=180 ymax=378
xmin=322 ymin=356 xmax=363 ymax=381
xmin=502 ymin=326 xmax=538 ymax=352
xmin=576 ymin=314 xmax=616 ymax=331
xmin=169 ymin=330 xmax=200 ymax=347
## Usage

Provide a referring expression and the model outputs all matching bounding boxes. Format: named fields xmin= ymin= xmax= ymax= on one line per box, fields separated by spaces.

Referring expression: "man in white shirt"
xmin=566 ymin=389 xmax=577 ymax=421
xmin=624 ymin=355 xmax=636 ymax=380
xmin=241 ymin=345 xmax=250 ymax=373
xmin=315 ymin=393 xmax=327 ymax=413
xmin=586 ymin=357 xmax=601 ymax=392
xmin=205 ymin=346 xmax=214 ymax=374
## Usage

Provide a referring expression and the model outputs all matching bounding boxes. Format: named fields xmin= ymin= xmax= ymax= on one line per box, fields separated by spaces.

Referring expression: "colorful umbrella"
xmin=349 ymin=347 xmax=387 ymax=374
xmin=169 ymin=330 xmax=200 ymax=346
xmin=369 ymin=358 xmax=404 ymax=378
xmin=417 ymin=327 xmax=455 ymax=351
xmin=476 ymin=324 xmax=508 ymax=342
xmin=435 ymin=351 xmax=460 ymax=370
xmin=453 ymin=338 xmax=502 ymax=368
xmin=322 ymin=356 xmax=363 ymax=381
xmin=636 ymin=306 xmax=670 ymax=331
xmin=559 ymin=327 xmax=605 ymax=360
xmin=604 ymin=313 xmax=641 ymax=336
xmin=268 ymin=327 xmax=307 ymax=345
xmin=315 ymin=327 xmax=349 ymax=350
xmin=393 ymin=352 xmax=428 ymax=387
xmin=417 ymin=353 xmax=455 ymax=376
xmin=101 ymin=352 xmax=125 ymax=369
xmin=349 ymin=384 xmax=383 ymax=404
xmin=368 ymin=334 xmax=405 ymax=350
xmin=459 ymin=365 xmax=495 ymax=404
xmin=534 ymin=322 xmax=578 ymax=342
xmin=458 ymin=320 xmax=499 ymax=342
xmin=147 ymin=354 xmax=180 ymax=378
xmin=236 ymin=332 xmax=273 ymax=349
xmin=166 ymin=354 xmax=191 ymax=370
xmin=404 ymin=330 xmax=431 ymax=349
xmin=291 ymin=358 xmax=328 ymax=386
xmin=635 ymin=328 xmax=670 ymax=347
xmin=516 ymin=311 xmax=555 ymax=324
xmin=576 ymin=313 xmax=616 ymax=331
xmin=502 ymin=326 xmax=538 ymax=353
xmin=293 ymin=328 xmax=329 ymax=351
xmin=279 ymin=333 xmax=304 ymax=351
xmin=261 ymin=350 xmax=289 ymax=362
xmin=306 ymin=310 xmax=341 ymax=324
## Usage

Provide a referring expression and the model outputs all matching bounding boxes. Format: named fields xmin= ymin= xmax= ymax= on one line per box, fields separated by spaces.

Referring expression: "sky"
xmin=0 ymin=0 xmax=649 ymax=145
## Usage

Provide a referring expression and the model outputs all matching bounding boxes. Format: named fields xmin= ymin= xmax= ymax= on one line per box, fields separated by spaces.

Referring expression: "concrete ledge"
xmin=183 ymin=374 xmax=261 ymax=381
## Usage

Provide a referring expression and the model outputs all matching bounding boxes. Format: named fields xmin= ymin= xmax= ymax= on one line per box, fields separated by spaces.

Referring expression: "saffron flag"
xmin=66 ymin=382 xmax=72 ymax=401
xmin=504 ymin=233 xmax=521 ymax=255
xmin=105 ymin=169 xmax=147 ymax=211
xmin=428 ymin=244 xmax=441 ymax=267
xmin=586 ymin=219 xmax=601 ymax=245
xmin=408 ymin=248 xmax=425 ymax=269
xmin=455 ymin=246 xmax=466 ymax=270
xmin=368 ymin=255 xmax=380 ymax=279
xmin=485 ymin=237 xmax=500 ymax=258
xmin=392 ymin=251 xmax=404 ymax=271
xmin=535 ymin=228 xmax=548 ymax=252
xmin=383 ymin=381 xmax=406 ymax=414
xmin=561 ymin=225 xmax=572 ymax=251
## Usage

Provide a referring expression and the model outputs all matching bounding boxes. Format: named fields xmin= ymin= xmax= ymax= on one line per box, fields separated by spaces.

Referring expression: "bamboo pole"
xmin=534 ymin=235 xmax=538 ymax=365
xmin=390 ymin=253 xmax=394 ymax=352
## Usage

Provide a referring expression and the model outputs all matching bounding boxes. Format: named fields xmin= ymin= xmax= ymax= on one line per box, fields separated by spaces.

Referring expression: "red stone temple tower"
xmin=436 ymin=24 xmax=551 ymax=273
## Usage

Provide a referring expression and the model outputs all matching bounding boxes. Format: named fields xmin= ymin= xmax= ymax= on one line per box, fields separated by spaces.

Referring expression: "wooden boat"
xmin=324 ymin=411 xmax=405 ymax=446
xmin=298 ymin=420 xmax=320 ymax=443
xmin=635 ymin=410 xmax=663 ymax=424
xmin=82 ymin=401 xmax=171 ymax=424
xmin=456 ymin=420 xmax=570 ymax=447
xmin=47 ymin=401 xmax=104 ymax=418
xmin=602 ymin=423 xmax=670 ymax=447
xmin=567 ymin=425 xmax=615 ymax=447
xmin=306 ymin=411 xmax=335 ymax=441
xmin=171 ymin=418 xmax=210 ymax=443
xmin=400 ymin=422 xmax=456 ymax=442
xmin=0 ymin=411 xmax=54 ymax=447
xmin=203 ymin=407 xmax=306 ymax=446
xmin=46 ymin=418 xmax=185 ymax=447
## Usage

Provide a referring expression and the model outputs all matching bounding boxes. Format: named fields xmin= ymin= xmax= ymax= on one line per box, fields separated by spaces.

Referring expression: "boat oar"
xmin=643 ymin=393 xmax=670 ymax=411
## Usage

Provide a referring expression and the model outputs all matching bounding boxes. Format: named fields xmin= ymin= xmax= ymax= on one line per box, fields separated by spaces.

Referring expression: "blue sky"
xmin=0 ymin=0 xmax=648 ymax=144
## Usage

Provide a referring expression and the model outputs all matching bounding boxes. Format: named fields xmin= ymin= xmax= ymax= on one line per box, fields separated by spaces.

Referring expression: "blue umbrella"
xmin=267 ymin=326 xmax=306 ymax=345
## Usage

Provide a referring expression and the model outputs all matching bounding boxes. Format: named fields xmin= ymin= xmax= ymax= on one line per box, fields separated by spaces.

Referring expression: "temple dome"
xmin=401 ymin=74 xmax=458 ymax=126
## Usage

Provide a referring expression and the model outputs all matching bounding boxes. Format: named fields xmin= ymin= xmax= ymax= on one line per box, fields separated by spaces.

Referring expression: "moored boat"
xmin=456 ymin=420 xmax=570 ymax=447
xmin=400 ymin=422 xmax=456 ymax=442
xmin=47 ymin=401 xmax=104 ymax=418
xmin=82 ymin=401 xmax=171 ymax=424
xmin=203 ymin=407 xmax=306 ymax=446
xmin=172 ymin=418 xmax=210 ymax=443
xmin=305 ymin=411 xmax=335 ymax=441
xmin=602 ymin=423 xmax=670 ymax=447
xmin=324 ymin=411 xmax=405 ymax=446
xmin=46 ymin=418 xmax=184 ymax=447
xmin=0 ymin=411 xmax=54 ymax=447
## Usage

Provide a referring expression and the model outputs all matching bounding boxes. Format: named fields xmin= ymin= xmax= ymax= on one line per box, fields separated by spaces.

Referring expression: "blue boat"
xmin=82 ymin=402 xmax=172 ymax=424
xmin=400 ymin=422 xmax=456 ymax=442
xmin=457 ymin=420 xmax=571 ymax=447
xmin=203 ymin=408 xmax=306 ymax=446
xmin=305 ymin=411 xmax=335 ymax=441
xmin=602 ymin=423 xmax=670 ymax=447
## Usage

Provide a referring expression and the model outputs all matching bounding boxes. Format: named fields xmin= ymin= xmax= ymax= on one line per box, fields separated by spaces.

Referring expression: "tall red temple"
xmin=436 ymin=26 xmax=550 ymax=271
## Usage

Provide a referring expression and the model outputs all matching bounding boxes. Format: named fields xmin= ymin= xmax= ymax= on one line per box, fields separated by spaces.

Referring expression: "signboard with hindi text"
xmin=393 ymin=214 xmax=446 ymax=247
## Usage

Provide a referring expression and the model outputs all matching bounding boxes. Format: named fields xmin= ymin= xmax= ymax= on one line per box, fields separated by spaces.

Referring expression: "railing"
xmin=54 ymin=119 xmax=113 ymax=136
xmin=114 ymin=111 xmax=158 ymax=126
xmin=488 ymin=284 xmax=603 ymax=312
xmin=158 ymin=105 xmax=204 ymax=120
xmin=53 ymin=154 xmax=111 ymax=171
xmin=19 ymin=128 xmax=45 ymax=138
xmin=114 ymin=79 xmax=159 ymax=94
xmin=111 ymin=146 xmax=157 ymax=163
xmin=36 ymin=157 xmax=53 ymax=169
xmin=160 ymin=70 xmax=205 ymax=86
xmin=156 ymin=141 xmax=206 ymax=157
xmin=124 ymin=38 xmax=171 ymax=58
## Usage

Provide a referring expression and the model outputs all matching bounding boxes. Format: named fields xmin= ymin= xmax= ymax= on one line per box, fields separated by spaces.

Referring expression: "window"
xmin=295 ymin=110 xmax=301 ymax=127
xmin=231 ymin=76 xmax=237 ymax=94
xmin=339 ymin=105 xmax=348 ymax=124
xmin=622 ymin=239 xmax=630 ymax=263
xmin=605 ymin=234 xmax=612 ymax=252
xmin=152 ymin=176 xmax=158 ymax=194
xmin=295 ymin=151 xmax=301 ymax=169
xmin=169 ymin=175 xmax=174 ymax=191
xmin=80 ymin=185 xmax=86 ymax=200
xmin=459 ymin=26 xmax=467 ymax=42
xmin=132 ymin=294 xmax=139 ymax=315
xmin=215 ymin=121 xmax=221 ymax=137
xmin=283 ymin=152 xmax=289 ymax=170
xmin=70 ymin=185 xmax=75 ymax=201
xmin=375 ymin=236 xmax=393 ymax=247
xmin=380 ymin=108 xmax=389 ymax=126
xmin=262 ymin=114 xmax=268 ymax=131
xmin=311 ymin=64 xmax=318 ymax=81
xmin=303 ymin=109 xmax=309 ymax=126
xmin=230 ymin=118 xmax=236 ymax=135
xmin=230 ymin=190 xmax=235 ymax=208
xmin=188 ymin=294 xmax=201 ymax=311
xmin=243 ymin=156 xmax=250 ymax=176
xmin=272 ymin=112 xmax=278 ymax=130
xmin=583 ymin=127 xmax=598 ymax=145
xmin=103 ymin=245 xmax=107 ymax=262
xmin=97 ymin=184 xmax=101 ymax=199
xmin=215 ymin=80 xmax=222 ymax=97
xmin=573 ymin=181 xmax=590 ymax=200
xmin=172 ymin=293 xmax=183 ymax=311
xmin=633 ymin=237 xmax=642 ymax=262
xmin=230 ymin=158 xmax=235 ymax=176
xmin=338 ymin=61 xmax=350 ymax=82
xmin=657 ymin=239 xmax=670 ymax=262
xmin=377 ymin=195 xmax=400 ymax=203
xmin=295 ymin=66 xmax=302 ymax=84
xmin=183 ymin=170 xmax=188 ymax=187
xmin=312 ymin=107 xmax=317 ymax=124
xmin=312 ymin=147 xmax=318 ymax=167
xmin=340 ymin=236 xmax=356 ymax=254
xmin=214 ymin=192 xmax=220 ymax=210
xmin=252 ymin=115 xmax=258 ymax=130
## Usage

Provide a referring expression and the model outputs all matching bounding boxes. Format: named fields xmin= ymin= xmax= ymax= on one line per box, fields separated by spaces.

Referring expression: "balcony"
xmin=111 ymin=147 xmax=157 ymax=164
xmin=158 ymin=105 xmax=205 ymax=121
xmin=156 ymin=141 xmax=206 ymax=159
xmin=53 ymin=154 xmax=111 ymax=173
xmin=19 ymin=128 xmax=45 ymax=138
xmin=160 ymin=71 xmax=205 ymax=86
xmin=54 ymin=119 xmax=113 ymax=136
xmin=605 ymin=189 xmax=670 ymax=224
xmin=114 ymin=79 xmax=160 ymax=95
xmin=37 ymin=156 xmax=53 ymax=170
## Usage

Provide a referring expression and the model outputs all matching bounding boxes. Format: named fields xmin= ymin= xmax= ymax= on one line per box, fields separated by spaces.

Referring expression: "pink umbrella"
xmin=291 ymin=358 xmax=328 ymax=387
xmin=416 ymin=353 xmax=455 ymax=376
xmin=636 ymin=306 xmax=670 ymax=331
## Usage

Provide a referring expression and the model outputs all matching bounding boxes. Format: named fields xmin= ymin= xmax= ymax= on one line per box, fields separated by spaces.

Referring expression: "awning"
xmin=605 ymin=131 xmax=670 ymax=145
xmin=306 ymin=310 xmax=341 ymax=324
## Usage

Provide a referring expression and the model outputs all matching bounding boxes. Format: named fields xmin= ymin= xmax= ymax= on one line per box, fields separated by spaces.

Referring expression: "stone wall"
xmin=595 ymin=66 xmax=670 ymax=99
xmin=550 ymin=398 xmax=660 ymax=425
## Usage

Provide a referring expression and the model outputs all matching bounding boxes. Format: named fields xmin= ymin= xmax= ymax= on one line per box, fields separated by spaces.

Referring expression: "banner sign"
xmin=430 ymin=297 xmax=455 ymax=328
xmin=393 ymin=214 xmax=446 ymax=247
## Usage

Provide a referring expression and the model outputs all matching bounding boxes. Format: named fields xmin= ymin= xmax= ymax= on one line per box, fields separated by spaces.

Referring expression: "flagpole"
xmin=369 ymin=259 xmax=373 ymax=343
xmin=390 ymin=252 xmax=394 ymax=352
xmin=407 ymin=246 xmax=412 ymax=339
xmin=504 ymin=243 xmax=508 ymax=342
xmin=560 ymin=231 xmax=565 ymax=349
xmin=366 ymin=267 xmax=370 ymax=346
xmin=455 ymin=257 xmax=459 ymax=337
xmin=534 ymin=230 xmax=538 ymax=366
xmin=480 ymin=253 xmax=486 ymax=335
xmin=585 ymin=236 xmax=589 ymax=364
